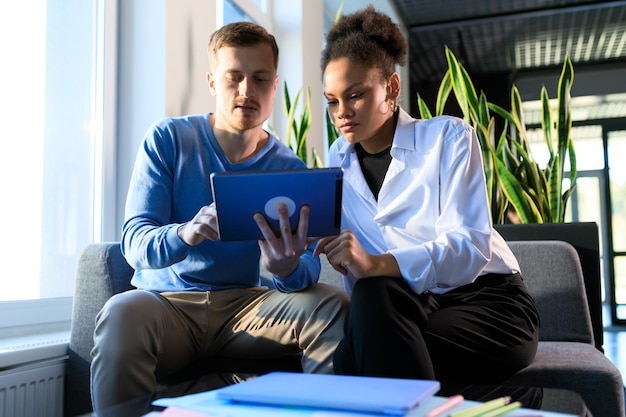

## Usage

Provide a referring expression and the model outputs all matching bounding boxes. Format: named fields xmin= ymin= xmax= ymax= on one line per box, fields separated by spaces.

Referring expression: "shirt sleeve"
xmin=388 ymin=119 xmax=493 ymax=294
xmin=121 ymin=122 xmax=191 ymax=270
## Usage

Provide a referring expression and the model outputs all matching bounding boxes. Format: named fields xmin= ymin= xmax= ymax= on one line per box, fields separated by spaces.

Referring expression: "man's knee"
xmin=304 ymin=283 xmax=350 ymax=314
xmin=97 ymin=290 xmax=162 ymax=326
xmin=93 ymin=290 xmax=165 ymax=357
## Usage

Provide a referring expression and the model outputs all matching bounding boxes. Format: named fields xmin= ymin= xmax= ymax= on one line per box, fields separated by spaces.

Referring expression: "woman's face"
xmin=323 ymin=57 xmax=398 ymax=153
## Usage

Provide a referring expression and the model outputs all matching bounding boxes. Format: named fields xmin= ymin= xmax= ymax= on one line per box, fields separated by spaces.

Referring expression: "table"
xmin=79 ymin=374 xmax=591 ymax=417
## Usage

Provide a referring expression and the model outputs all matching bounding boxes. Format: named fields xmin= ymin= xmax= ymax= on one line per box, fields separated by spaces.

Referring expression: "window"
xmin=0 ymin=0 xmax=106 ymax=328
xmin=224 ymin=0 xmax=252 ymax=24
xmin=609 ymin=130 xmax=626 ymax=317
xmin=223 ymin=0 xmax=270 ymax=28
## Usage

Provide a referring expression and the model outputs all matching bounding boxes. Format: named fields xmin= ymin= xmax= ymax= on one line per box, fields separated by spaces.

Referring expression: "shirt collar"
xmin=335 ymin=107 xmax=417 ymax=163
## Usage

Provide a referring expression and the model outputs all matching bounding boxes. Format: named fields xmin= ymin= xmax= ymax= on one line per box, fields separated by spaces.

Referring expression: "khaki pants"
xmin=90 ymin=283 xmax=348 ymax=411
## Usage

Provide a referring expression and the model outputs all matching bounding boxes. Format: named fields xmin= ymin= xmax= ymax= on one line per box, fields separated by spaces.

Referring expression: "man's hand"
xmin=177 ymin=203 xmax=219 ymax=245
xmin=255 ymin=203 xmax=315 ymax=278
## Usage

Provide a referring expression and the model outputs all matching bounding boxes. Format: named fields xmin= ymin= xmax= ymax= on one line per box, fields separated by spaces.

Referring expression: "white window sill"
xmin=0 ymin=326 xmax=70 ymax=369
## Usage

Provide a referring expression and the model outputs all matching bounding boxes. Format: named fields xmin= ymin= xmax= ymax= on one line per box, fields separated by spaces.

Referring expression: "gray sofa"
xmin=65 ymin=240 xmax=625 ymax=417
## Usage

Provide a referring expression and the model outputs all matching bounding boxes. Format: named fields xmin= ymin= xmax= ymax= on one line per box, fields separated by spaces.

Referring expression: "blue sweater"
xmin=121 ymin=113 xmax=320 ymax=292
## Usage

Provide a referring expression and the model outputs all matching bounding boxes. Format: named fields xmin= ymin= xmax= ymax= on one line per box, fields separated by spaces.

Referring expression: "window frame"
xmin=0 ymin=0 xmax=118 ymax=333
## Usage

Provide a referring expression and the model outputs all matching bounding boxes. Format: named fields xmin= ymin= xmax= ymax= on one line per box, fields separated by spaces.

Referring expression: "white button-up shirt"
xmin=328 ymin=109 xmax=520 ymax=295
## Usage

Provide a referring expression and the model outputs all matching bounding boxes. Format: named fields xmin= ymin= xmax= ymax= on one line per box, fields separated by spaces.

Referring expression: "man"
xmin=90 ymin=21 xmax=348 ymax=411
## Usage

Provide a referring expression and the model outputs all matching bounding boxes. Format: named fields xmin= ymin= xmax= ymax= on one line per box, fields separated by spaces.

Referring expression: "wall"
xmin=115 ymin=1 xmax=216 ymax=238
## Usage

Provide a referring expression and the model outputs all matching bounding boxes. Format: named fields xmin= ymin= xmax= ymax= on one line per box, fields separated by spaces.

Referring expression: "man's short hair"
xmin=208 ymin=21 xmax=279 ymax=70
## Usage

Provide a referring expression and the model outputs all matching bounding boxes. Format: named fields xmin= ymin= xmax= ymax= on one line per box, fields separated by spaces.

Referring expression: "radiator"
xmin=0 ymin=358 xmax=66 ymax=417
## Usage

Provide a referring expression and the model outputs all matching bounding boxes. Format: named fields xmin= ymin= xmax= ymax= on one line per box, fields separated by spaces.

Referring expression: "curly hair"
xmin=320 ymin=6 xmax=407 ymax=80
xmin=208 ymin=21 xmax=279 ymax=70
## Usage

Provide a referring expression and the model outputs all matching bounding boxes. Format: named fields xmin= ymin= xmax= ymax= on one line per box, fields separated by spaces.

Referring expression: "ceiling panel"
xmin=389 ymin=0 xmax=626 ymax=83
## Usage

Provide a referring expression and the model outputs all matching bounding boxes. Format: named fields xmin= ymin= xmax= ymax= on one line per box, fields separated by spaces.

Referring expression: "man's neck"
xmin=211 ymin=116 xmax=269 ymax=164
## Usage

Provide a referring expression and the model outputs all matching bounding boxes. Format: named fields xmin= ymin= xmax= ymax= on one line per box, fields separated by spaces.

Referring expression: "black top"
xmin=355 ymin=143 xmax=392 ymax=200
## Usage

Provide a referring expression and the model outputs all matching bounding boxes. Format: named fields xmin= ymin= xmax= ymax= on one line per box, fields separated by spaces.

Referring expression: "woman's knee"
xmin=350 ymin=277 xmax=407 ymax=308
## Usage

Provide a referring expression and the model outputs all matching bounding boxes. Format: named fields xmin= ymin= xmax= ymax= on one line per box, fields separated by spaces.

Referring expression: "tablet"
xmin=210 ymin=168 xmax=343 ymax=241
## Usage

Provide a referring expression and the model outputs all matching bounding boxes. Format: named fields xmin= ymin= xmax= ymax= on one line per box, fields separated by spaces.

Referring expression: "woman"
xmin=315 ymin=6 xmax=540 ymax=384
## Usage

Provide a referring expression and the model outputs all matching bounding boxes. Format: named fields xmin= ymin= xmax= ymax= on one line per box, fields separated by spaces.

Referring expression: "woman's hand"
xmin=315 ymin=230 xmax=401 ymax=279
xmin=314 ymin=230 xmax=372 ymax=277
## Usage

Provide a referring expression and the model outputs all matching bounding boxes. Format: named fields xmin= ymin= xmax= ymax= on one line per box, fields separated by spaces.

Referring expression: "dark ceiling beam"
xmin=408 ymin=0 xmax=626 ymax=32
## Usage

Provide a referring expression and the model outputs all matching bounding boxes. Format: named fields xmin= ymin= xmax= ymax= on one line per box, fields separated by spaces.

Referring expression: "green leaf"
xmin=417 ymin=94 xmax=433 ymax=119
xmin=496 ymin=158 xmax=542 ymax=224
xmin=445 ymin=47 xmax=479 ymax=122
xmin=312 ymin=147 xmax=324 ymax=168
xmin=284 ymin=83 xmax=303 ymax=151
xmin=540 ymin=87 xmax=554 ymax=156
xmin=296 ymin=87 xmax=312 ymax=164
xmin=325 ymin=108 xmax=339 ymax=148
xmin=334 ymin=1 xmax=344 ymax=23
xmin=554 ymin=56 xmax=574 ymax=220
xmin=509 ymin=85 xmax=527 ymax=137
xmin=435 ymin=70 xmax=452 ymax=116
xmin=548 ymin=154 xmax=563 ymax=222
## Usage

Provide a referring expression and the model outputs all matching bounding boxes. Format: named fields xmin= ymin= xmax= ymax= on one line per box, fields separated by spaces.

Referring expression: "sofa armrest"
xmin=508 ymin=240 xmax=594 ymax=345
xmin=69 ymin=242 xmax=135 ymax=356
xmin=66 ymin=242 xmax=134 ymax=416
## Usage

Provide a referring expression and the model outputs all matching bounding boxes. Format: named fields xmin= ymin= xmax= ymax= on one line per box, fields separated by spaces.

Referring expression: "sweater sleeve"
xmin=121 ymin=121 xmax=192 ymax=269
xmin=271 ymin=244 xmax=321 ymax=293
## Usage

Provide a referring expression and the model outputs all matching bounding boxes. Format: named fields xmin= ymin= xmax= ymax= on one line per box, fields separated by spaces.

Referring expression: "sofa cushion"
xmin=503 ymin=341 xmax=624 ymax=417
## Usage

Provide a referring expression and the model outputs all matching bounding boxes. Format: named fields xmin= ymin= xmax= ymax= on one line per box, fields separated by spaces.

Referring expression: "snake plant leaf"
xmin=493 ymin=124 xmax=512 ymax=223
xmin=498 ymin=135 xmax=519 ymax=174
xmin=557 ymin=56 xmax=574 ymax=158
xmin=312 ymin=147 xmax=324 ymax=169
xmin=510 ymin=85 xmax=527 ymax=139
xmin=283 ymin=81 xmax=292 ymax=117
xmin=477 ymin=92 xmax=491 ymax=128
xmin=456 ymin=56 xmax=480 ymax=122
xmin=325 ymin=109 xmax=339 ymax=148
xmin=435 ymin=70 xmax=452 ymax=116
xmin=488 ymin=102 xmax=514 ymax=124
xmin=548 ymin=154 xmax=563 ymax=222
xmin=417 ymin=94 xmax=433 ymax=119
xmin=488 ymin=102 xmax=525 ymax=148
xmin=509 ymin=139 xmax=545 ymax=202
xmin=568 ymin=138 xmax=578 ymax=189
xmin=540 ymin=87 xmax=555 ymax=156
xmin=284 ymin=83 xmax=302 ymax=151
xmin=334 ymin=1 xmax=344 ymax=23
xmin=445 ymin=47 xmax=478 ymax=122
xmin=555 ymin=56 xmax=574 ymax=220
xmin=295 ymin=87 xmax=312 ymax=164
xmin=496 ymin=158 xmax=543 ymax=223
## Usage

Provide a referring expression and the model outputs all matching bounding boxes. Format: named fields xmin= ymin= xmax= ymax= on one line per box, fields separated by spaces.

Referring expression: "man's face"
xmin=208 ymin=43 xmax=278 ymax=133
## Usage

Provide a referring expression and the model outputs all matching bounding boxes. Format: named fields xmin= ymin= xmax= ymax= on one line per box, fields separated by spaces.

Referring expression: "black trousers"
xmin=333 ymin=273 xmax=540 ymax=384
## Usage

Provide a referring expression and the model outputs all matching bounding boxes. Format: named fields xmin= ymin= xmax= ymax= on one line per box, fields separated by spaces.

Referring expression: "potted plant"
xmin=417 ymin=47 xmax=577 ymax=225
xmin=417 ymin=53 xmax=605 ymax=349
